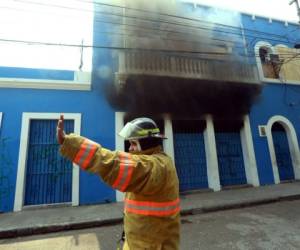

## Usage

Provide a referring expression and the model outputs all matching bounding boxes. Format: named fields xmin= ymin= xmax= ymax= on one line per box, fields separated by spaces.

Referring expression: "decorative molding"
xmin=14 ymin=112 xmax=81 ymax=211
xmin=179 ymin=1 xmax=298 ymax=25
xmin=0 ymin=78 xmax=91 ymax=91
xmin=261 ymin=78 xmax=300 ymax=85
xmin=0 ymin=112 xmax=2 ymax=130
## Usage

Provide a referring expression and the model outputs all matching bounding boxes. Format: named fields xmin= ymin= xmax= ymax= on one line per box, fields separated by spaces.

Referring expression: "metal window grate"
xmin=272 ymin=130 xmax=295 ymax=181
xmin=173 ymin=120 xmax=208 ymax=192
xmin=24 ymin=119 xmax=74 ymax=206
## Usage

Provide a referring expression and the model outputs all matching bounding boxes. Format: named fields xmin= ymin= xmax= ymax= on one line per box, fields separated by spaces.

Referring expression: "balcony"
xmin=115 ymin=51 xmax=260 ymax=86
xmin=109 ymin=51 xmax=261 ymax=117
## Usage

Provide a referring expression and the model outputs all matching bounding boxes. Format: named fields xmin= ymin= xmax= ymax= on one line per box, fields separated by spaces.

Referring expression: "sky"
xmin=184 ymin=0 xmax=299 ymax=22
xmin=0 ymin=0 xmax=93 ymax=71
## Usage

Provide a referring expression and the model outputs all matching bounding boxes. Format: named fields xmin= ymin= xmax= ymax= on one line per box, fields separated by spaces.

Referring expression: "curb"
xmin=0 ymin=218 xmax=123 ymax=239
xmin=181 ymin=194 xmax=300 ymax=216
xmin=1 ymin=194 xmax=300 ymax=239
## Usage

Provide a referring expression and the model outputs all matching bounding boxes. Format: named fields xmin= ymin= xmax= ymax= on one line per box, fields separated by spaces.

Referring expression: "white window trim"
xmin=265 ymin=115 xmax=300 ymax=184
xmin=255 ymin=41 xmax=300 ymax=85
xmin=255 ymin=41 xmax=274 ymax=81
xmin=0 ymin=112 xmax=2 ymax=130
xmin=0 ymin=71 xmax=91 ymax=91
xmin=14 ymin=112 xmax=81 ymax=212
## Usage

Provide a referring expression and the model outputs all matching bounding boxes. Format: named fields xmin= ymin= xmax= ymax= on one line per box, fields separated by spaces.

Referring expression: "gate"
xmin=272 ymin=128 xmax=295 ymax=181
xmin=24 ymin=119 xmax=74 ymax=206
xmin=215 ymin=133 xmax=247 ymax=186
xmin=173 ymin=121 xmax=208 ymax=192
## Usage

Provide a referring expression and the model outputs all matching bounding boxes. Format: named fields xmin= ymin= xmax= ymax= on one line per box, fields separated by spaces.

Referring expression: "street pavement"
xmin=1 ymin=182 xmax=300 ymax=240
xmin=1 ymin=199 xmax=300 ymax=249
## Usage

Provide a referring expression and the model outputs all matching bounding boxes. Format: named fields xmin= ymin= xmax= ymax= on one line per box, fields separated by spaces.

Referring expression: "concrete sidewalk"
xmin=1 ymin=182 xmax=300 ymax=239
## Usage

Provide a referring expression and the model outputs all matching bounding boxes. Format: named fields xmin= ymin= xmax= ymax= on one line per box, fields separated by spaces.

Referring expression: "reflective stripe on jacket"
xmin=60 ymin=134 xmax=180 ymax=250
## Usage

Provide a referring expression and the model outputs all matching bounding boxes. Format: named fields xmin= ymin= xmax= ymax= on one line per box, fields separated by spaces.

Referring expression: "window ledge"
xmin=0 ymin=70 xmax=91 ymax=90
xmin=261 ymin=77 xmax=300 ymax=85
xmin=0 ymin=77 xmax=91 ymax=91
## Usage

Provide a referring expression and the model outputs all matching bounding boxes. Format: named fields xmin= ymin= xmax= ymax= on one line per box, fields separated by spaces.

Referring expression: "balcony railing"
xmin=116 ymin=51 xmax=259 ymax=84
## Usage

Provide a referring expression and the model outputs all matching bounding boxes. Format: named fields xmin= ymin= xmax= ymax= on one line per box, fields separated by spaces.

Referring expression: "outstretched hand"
xmin=57 ymin=115 xmax=65 ymax=145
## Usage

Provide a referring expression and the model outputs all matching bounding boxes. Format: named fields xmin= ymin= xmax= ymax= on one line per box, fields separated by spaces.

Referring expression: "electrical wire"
xmin=0 ymin=3 xmax=294 ymax=51
xmin=2 ymin=37 xmax=300 ymax=63
xmin=2 ymin=0 xmax=300 ymax=108
xmin=0 ymin=6 xmax=247 ymax=50
xmin=72 ymin=0 xmax=290 ymax=40
xmin=0 ymin=37 xmax=241 ymax=55
xmin=0 ymin=5 xmax=248 ymax=47
xmin=2 ymin=0 xmax=297 ymax=58
xmin=1 ymin=2 xmax=300 ymax=65
xmin=10 ymin=0 xmax=292 ymax=44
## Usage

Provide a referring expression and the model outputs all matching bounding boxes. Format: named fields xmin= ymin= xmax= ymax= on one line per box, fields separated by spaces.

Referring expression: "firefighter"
xmin=57 ymin=115 xmax=180 ymax=250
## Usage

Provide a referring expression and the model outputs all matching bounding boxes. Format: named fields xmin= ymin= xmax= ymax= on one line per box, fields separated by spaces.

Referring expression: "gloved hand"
xmin=57 ymin=114 xmax=66 ymax=145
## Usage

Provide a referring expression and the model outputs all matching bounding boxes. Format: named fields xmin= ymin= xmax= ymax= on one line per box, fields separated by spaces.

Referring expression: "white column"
xmin=0 ymin=113 xmax=2 ymax=129
xmin=115 ymin=112 xmax=125 ymax=202
xmin=204 ymin=115 xmax=221 ymax=191
xmin=14 ymin=114 xmax=30 ymax=211
xmin=163 ymin=114 xmax=175 ymax=163
xmin=240 ymin=115 xmax=260 ymax=187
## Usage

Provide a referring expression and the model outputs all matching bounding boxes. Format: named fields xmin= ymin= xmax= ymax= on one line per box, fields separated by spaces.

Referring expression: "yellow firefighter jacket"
xmin=60 ymin=134 xmax=180 ymax=250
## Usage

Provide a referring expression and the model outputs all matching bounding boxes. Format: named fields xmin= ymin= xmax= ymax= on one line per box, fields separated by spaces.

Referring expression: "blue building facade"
xmin=0 ymin=1 xmax=300 ymax=213
xmin=243 ymin=14 xmax=300 ymax=185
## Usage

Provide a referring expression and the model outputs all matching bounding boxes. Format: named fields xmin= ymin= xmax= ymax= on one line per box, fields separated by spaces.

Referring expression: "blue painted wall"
xmin=0 ymin=67 xmax=74 ymax=80
xmin=242 ymin=14 xmax=300 ymax=185
xmin=0 ymin=5 xmax=120 ymax=212
xmin=0 ymin=87 xmax=117 ymax=212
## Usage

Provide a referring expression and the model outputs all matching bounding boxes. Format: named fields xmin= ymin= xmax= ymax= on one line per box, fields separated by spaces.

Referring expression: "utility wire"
xmin=0 ymin=5 xmax=260 ymax=51
xmin=1 ymin=37 xmax=300 ymax=61
xmin=0 ymin=3 xmax=293 ymax=47
xmin=73 ymin=0 xmax=288 ymax=40
xmin=8 ymin=0 xmax=252 ymax=39
xmin=1 ymin=5 xmax=294 ymax=54
xmin=11 ymin=0 xmax=291 ymax=44
xmin=0 ymin=5 xmax=247 ymax=46
xmin=0 ymin=6 xmax=247 ymax=50
xmin=0 ymin=37 xmax=237 ymax=54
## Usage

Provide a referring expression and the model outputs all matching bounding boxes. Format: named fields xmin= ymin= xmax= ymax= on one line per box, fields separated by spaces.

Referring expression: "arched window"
xmin=258 ymin=46 xmax=279 ymax=79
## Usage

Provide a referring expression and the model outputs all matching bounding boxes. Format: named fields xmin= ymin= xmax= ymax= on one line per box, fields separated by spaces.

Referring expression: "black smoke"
xmin=100 ymin=1 xmax=262 ymax=119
